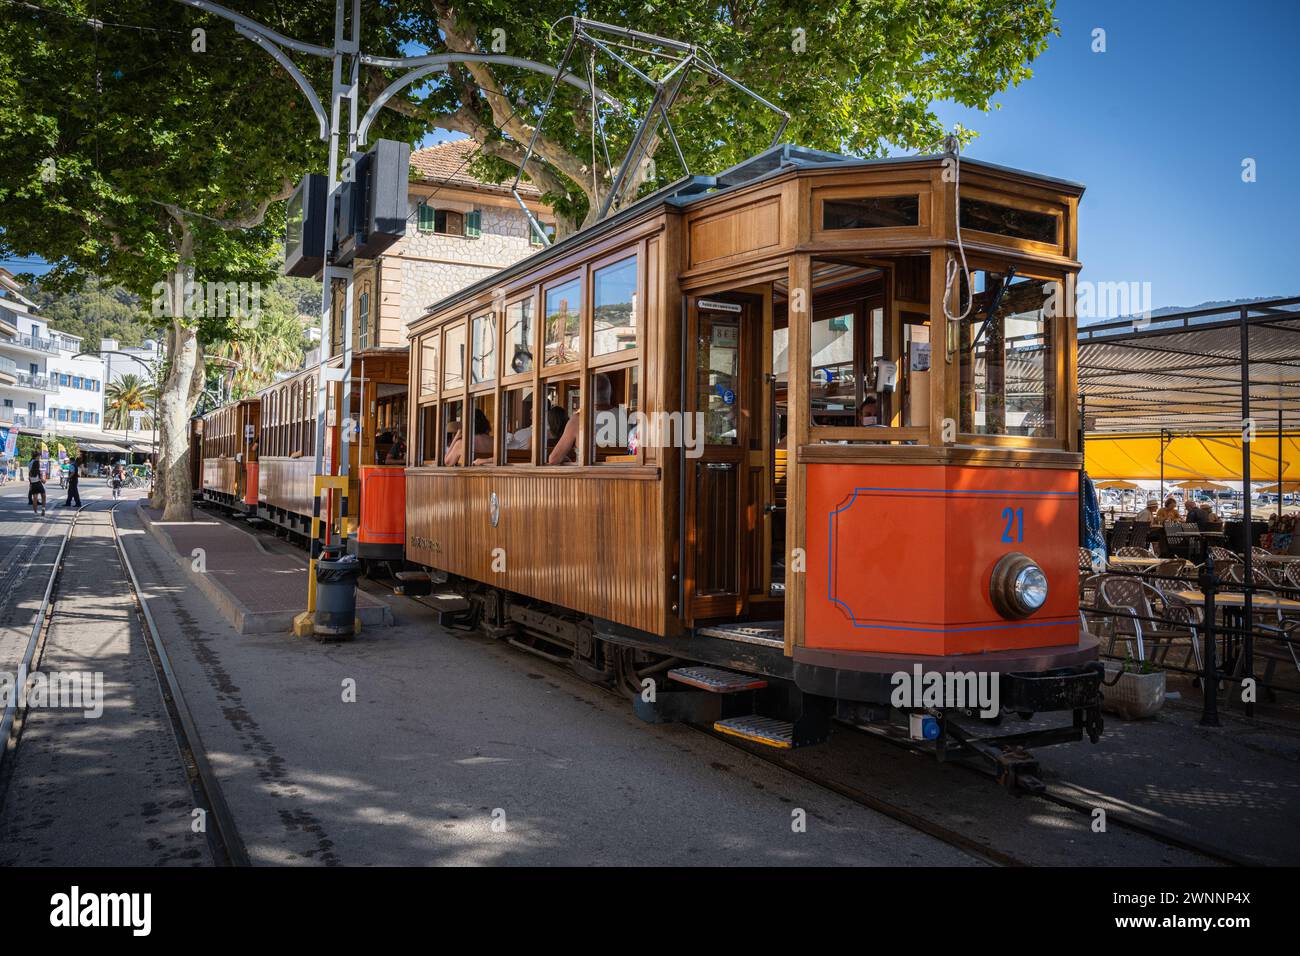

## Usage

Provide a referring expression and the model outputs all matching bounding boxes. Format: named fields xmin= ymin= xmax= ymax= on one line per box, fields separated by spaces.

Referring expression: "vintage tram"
xmin=198 ymin=397 xmax=260 ymax=516
xmin=252 ymin=349 xmax=409 ymax=561
xmin=198 ymin=342 xmax=411 ymax=565
xmin=400 ymin=145 xmax=1101 ymax=769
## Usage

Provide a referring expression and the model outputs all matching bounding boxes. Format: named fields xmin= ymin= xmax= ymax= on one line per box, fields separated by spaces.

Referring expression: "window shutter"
xmin=466 ymin=209 xmax=481 ymax=238
xmin=418 ymin=202 xmax=435 ymax=234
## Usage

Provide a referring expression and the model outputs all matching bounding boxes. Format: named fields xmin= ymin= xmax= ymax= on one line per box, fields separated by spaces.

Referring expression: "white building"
xmin=0 ymin=268 xmax=150 ymax=462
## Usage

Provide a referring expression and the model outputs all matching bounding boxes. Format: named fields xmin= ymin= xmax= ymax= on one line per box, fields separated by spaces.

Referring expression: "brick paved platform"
xmin=138 ymin=505 xmax=392 ymax=634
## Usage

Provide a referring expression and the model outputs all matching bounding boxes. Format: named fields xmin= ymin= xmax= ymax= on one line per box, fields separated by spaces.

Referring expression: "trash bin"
xmin=315 ymin=549 xmax=361 ymax=637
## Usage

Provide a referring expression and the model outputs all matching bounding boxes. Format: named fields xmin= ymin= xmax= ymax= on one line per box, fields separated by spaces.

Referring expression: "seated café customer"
xmin=1155 ymin=496 xmax=1181 ymax=524
xmin=1185 ymin=499 xmax=1209 ymax=530
xmin=1134 ymin=499 xmax=1159 ymax=523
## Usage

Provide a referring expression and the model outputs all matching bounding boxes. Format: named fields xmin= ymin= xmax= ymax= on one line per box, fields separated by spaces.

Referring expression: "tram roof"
xmin=417 ymin=143 xmax=1085 ymax=322
xmin=1079 ymin=296 xmax=1300 ymax=434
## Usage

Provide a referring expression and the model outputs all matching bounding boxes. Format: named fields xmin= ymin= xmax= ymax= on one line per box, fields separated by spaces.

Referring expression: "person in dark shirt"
xmin=65 ymin=455 xmax=82 ymax=507
xmin=1185 ymin=499 xmax=1209 ymax=530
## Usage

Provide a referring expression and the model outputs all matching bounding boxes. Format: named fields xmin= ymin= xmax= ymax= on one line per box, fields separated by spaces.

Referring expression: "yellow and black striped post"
xmin=294 ymin=474 xmax=351 ymax=636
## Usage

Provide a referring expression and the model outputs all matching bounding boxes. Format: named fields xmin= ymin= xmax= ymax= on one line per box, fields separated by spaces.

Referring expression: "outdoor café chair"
xmin=1095 ymin=575 xmax=1204 ymax=672
xmin=1116 ymin=545 xmax=1156 ymax=558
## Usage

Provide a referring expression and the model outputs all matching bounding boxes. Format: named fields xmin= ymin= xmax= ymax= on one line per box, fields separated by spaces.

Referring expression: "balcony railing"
xmin=4 ymin=412 xmax=45 ymax=429
xmin=14 ymin=370 xmax=58 ymax=392
xmin=0 ymin=331 xmax=61 ymax=354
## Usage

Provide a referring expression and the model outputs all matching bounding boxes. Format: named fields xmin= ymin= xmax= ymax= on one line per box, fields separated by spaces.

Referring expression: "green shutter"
xmin=418 ymin=202 xmax=435 ymax=234
xmin=466 ymin=209 xmax=481 ymax=238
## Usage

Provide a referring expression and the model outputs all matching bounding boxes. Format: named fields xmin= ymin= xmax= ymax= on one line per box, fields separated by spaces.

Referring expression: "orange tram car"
xmin=198 ymin=347 xmax=410 ymax=562
xmin=398 ymin=145 xmax=1103 ymax=779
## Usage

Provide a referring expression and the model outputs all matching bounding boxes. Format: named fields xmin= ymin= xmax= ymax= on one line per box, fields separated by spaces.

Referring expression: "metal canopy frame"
xmin=511 ymin=17 xmax=790 ymax=243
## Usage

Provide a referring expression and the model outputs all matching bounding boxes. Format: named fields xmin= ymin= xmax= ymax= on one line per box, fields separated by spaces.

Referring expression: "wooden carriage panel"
xmin=406 ymin=471 xmax=667 ymax=634
xmin=687 ymin=195 xmax=782 ymax=270
xmin=258 ymin=456 xmax=315 ymax=519
xmin=202 ymin=457 xmax=238 ymax=497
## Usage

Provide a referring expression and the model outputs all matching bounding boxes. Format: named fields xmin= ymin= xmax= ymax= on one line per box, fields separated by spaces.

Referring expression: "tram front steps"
xmin=631 ymin=665 xmax=830 ymax=749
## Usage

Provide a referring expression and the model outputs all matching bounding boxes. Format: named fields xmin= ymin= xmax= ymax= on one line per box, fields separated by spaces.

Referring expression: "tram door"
xmin=685 ymin=296 xmax=762 ymax=621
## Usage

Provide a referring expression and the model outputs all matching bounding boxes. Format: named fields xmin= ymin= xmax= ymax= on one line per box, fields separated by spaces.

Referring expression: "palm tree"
xmin=216 ymin=295 xmax=309 ymax=398
xmin=104 ymin=373 xmax=156 ymax=430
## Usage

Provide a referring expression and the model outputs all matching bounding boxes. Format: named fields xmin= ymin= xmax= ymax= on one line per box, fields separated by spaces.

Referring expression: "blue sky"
xmin=6 ymin=0 xmax=1296 ymax=313
xmin=906 ymin=0 xmax=1299 ymax=311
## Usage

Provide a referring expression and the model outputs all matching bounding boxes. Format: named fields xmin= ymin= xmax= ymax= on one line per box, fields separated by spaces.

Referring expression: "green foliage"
xmin=0 ymin=1 xmax=419 ymax=345
xmin=16 ymin=433 xmax=79 ymax=464
xmin=21 ymin=275 xmax=149 ymax=347
xmin=392 ymin=0 xmax=1058 ymax=225
xmin=215 ymin=282 xmax=313 ymax=397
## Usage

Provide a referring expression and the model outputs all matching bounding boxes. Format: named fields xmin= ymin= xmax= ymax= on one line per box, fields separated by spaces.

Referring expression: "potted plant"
xmin=1102 ymin=657 xmax=1166 ymax=720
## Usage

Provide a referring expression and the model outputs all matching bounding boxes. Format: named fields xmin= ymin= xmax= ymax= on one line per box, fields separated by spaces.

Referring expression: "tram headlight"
xmin=990 ymin=552 xmax=1049 ymax=619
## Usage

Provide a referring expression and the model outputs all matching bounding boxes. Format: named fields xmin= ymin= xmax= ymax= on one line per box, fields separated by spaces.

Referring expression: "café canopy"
xmin=1079 ymin=296 xmax=1300 ymax=482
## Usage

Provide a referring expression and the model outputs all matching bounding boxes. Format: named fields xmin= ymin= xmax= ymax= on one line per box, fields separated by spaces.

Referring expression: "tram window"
xmin=960 ymin=198 xmax=1058 ymax=246
xmin=592 ymin=255 xmax=638 ymax=356
xmin=443 ymin=322 xmax=466 ymax=392
xmin=592 ymin=367 xmax=638 ymax=463
xmin=420 ymin=338 xmax=439 ymax=397
xmin=419 ymin=404 xmax=439 ymax=464
xmin=467 ymin=393 xmax=496 ymax=465
xmin=544 ymin=277 xmax=582 ymax=367
xmin=959 ymin=272 xmax=1056 ymax=438
xmin=698 ymin=317 xmax=740 ymax=445
xmin=502 ymin=387 xmax=534 ymax=465
xmin=810 ymin=311 xmax=857 ymax=426
xmin=823 ymin=195 xmax=919 ymax=230
xmin=543 ymin=376 xmax=580 ymax=464
xmin=504 ymin=298 xmax=535 ymax=375
xmin=441 ymin=400 xmax=464 ymax=466
xmin=471 ymin=312 xmax=497 ymax=385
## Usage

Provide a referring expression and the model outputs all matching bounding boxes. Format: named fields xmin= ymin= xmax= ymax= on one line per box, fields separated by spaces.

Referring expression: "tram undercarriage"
xmin=405 ymin=572 xmax=1103 ymax=792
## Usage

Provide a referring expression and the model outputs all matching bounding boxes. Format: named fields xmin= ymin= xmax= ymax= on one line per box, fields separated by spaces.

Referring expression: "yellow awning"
xmin=1085 ymin=431 xmax=1300 ymax=481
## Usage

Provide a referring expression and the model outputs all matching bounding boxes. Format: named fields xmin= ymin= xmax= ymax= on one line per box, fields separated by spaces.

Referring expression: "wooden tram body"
xmin=404 ymin=145 xmax=1102 ymax=757
xmin=199 ymin=397 xmax=260 ymax=515
xmin=250 ymin=349 xmax=410 ymax=558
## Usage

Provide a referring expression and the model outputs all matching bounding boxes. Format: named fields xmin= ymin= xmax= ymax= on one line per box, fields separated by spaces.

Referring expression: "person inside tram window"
xmin=548 ymin=373 xmax=613 ymax=465
xmin=444 ymin=409 xmax=493 ymax=465
xmin=859 ymin=393 xmax=883 ymax=427
xmin=545 ymin=405 xmax=570 ymax=459
xmin=506 ymin=394 xmax=534 ymax=450
xmin=384 ymin=425 xmax=406 ymax=464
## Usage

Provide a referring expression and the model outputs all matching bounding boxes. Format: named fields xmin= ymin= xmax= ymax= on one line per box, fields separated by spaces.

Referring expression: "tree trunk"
xmin=156 ymin=265 xmax=204 ymax=522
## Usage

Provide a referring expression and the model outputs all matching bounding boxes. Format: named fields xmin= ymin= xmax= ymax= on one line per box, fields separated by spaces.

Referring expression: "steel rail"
xmin=0 ymin=502 xmax=87 ymax=779
xmin=108 ymin=506 xmax=250 ymax=866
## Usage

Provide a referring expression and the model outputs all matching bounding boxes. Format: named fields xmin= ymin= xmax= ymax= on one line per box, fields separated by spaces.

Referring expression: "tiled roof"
xmin=410 ymin=139 xmax=541 ymax=197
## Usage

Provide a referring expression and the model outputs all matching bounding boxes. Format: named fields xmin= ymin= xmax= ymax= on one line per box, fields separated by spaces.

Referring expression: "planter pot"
xmin=1102 ymin=662 xmax=1166 ymax=720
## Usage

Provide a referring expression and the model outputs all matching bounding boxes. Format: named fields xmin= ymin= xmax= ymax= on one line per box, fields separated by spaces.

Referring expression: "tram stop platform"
xmin=138 ymin=505 xmax=393 ymax=635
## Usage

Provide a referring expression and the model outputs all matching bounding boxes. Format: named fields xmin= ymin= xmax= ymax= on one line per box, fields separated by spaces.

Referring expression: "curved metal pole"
xmin=235 ymin=26 xmax=329 ymax=141
xmin=357 ymin=54 xmax=624 ymax=145
xmin=177 ymin=0 xmax=332 ymax=59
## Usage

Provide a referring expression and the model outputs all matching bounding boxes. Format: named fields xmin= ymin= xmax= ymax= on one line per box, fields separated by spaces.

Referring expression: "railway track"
xmin=0 ymin=502 xmax=247 ymax=867
xmin=210 ymin=504 xmax=1236 ymax=867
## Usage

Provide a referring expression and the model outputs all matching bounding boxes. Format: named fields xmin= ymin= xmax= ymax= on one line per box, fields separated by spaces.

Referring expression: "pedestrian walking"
xmin=65 ymin=455 xmax=82 ymax=508
xmin=28 ymin=457 xmax=46 ymax=516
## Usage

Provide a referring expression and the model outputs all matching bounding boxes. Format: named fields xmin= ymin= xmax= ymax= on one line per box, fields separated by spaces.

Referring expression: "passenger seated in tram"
xmin=547 ymin=373 xmax=614 ymax=465
xmin=506 ymin=395 xmax=534 ymax=450
xmin=444 ymin=409 xmax=493 ymax=466
xmin=383 ymin=425 xmax=406 ymax=464
xmin=859 ymin=394 xmax=883 ymax=426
